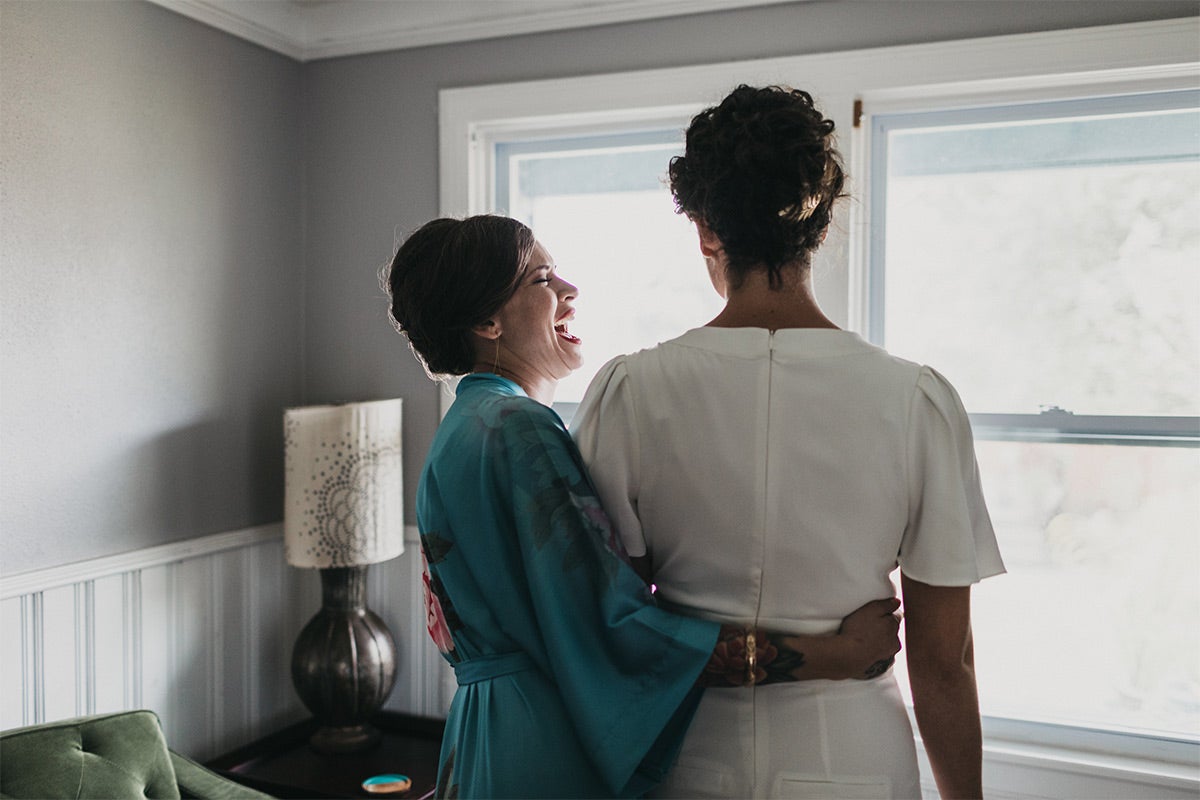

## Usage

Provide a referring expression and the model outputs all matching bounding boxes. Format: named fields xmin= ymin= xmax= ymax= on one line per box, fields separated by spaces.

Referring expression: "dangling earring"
xmin=492 ymin=336 xmax=501 ymax=375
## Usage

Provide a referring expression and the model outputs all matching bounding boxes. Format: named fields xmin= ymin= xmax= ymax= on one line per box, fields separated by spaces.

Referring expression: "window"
xmin=868 ymin=90 xmax=1200 ymax=739
xmin=441 ymin=17 xmax=1200 ymax=789
xmin=492 ymin=128 xmax=723 ymax=413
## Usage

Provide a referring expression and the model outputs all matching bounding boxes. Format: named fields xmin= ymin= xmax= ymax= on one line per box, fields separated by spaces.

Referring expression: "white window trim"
xmin=440 ymin=17 xmax=1199 ymax=222
xmin=438 ymin=17 xmax=1200 ymax=794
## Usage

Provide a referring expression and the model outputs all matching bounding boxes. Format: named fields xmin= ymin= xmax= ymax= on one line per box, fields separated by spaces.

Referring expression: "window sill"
xmin=913 ymin=715 xmax=1200 ymax=798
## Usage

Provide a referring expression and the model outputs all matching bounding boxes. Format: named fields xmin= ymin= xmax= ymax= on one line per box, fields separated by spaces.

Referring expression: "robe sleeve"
xmin=491 ymin=397 xmax=719 ymax=796
xmin=899 ymin=366 xmax=1006 ymax=585
xmin=572 ymin=356 xmax=648 ymax=557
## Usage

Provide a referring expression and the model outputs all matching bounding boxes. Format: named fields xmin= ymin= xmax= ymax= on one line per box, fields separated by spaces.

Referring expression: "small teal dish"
xmin=362 ymin=774 xmax=412 ymax=794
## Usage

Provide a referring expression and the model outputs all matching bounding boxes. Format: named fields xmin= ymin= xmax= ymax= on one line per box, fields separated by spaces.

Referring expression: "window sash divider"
xmin=970 ymin=412 xmax=1200 ymax=447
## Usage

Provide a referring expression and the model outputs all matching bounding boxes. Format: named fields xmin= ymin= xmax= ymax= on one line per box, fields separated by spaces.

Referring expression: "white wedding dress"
xmin=573 ymin=328 xmax=1005 ymax=799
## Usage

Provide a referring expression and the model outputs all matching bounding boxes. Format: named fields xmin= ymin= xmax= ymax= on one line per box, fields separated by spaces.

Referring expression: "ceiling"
xmin=147 ymin=0 xmax=803 ymax=62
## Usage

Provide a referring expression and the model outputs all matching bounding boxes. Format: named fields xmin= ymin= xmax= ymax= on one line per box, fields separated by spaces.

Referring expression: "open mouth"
xmin=554 ymin=321 xmax=581 ymax=345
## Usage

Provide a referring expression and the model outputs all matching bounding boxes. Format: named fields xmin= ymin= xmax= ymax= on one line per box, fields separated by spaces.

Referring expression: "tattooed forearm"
xmin=863 ymin=656 xmax=895 ymax=679
xmin=697 ymin=627 xmax=813 ymax=687
xmin=697 ymin=625 xmax=751 ymax=687
xmin=698 ymin=606 xmax=900 ymax=688
xmin=754 ymin=632 xmax=807 ymax=685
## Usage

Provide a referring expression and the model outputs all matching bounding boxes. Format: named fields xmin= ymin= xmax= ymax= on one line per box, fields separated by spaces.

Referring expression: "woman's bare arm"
xmin=697 ymin=598 xmax=902 ymax=687
xmin=902 ymin=573 xmax=983 ymax=799
xmin=633 ymin=551 xmax=902 ymax=687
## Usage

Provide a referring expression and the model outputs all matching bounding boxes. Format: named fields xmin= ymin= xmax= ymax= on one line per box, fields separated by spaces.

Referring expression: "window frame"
xmin=493 ymin=127 xmax=690 ymax=217
xmin=862 ymin=86 xmax=1200 ymax=450
xmin=491 ymin=123 xmax=709 ymax=420
xmin=438 ymin=16 xmax=1200 ymax=789
xmin=437 ymin=110 xmax=702 ymax=417
xmin=859 ymin=78 xmax=1200 ymax=766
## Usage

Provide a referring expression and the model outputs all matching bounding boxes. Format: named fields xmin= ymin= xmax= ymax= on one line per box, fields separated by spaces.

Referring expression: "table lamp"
xmin=283 ymin=399 xmax=403 ymax=753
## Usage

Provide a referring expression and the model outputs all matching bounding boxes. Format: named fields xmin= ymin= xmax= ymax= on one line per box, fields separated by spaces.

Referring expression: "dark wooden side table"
xmin=207 ymin=712 xmax=446 ymax=799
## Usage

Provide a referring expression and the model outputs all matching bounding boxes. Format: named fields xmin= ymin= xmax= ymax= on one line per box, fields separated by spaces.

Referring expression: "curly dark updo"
xmin=383 ymin=215 xmax=535 ymax=377
xmin=669 ymin=84 xmax=846 ymax=289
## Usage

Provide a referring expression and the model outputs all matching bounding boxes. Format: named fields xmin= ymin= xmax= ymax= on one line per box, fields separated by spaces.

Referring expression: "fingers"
xmin=861 ymin=596 xmax=901 ymax=615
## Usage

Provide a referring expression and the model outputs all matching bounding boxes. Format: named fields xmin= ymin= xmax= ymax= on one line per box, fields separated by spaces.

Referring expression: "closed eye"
xmin=529 ymin=265 xmax=554 ymax=285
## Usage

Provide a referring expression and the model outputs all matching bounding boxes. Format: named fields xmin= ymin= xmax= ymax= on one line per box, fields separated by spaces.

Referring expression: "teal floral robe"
xmin=417 ymin=374 xmax=719 ymax=799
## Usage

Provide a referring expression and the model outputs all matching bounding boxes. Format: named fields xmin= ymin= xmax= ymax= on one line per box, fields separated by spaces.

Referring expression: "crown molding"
xmin=146 ymin=0 xmax=805 ymax=62
xmin=148 ymin=0 xmax=308 ymax=60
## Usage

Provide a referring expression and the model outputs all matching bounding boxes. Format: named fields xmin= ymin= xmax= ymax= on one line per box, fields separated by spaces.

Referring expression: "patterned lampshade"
xmin=283 ymin=399 xmax=404 ymax=568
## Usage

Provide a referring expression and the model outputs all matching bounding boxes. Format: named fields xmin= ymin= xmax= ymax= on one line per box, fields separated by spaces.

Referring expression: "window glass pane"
xmin=498 ymin=133 xmax=723 ymax=403
xmin=878 ymin=95 xmax=1200 ymax=416
xmin=894 ymin=440 xmax=1200 ymax=739
xmin=877 ymin=92 xmax=1200 ymax=742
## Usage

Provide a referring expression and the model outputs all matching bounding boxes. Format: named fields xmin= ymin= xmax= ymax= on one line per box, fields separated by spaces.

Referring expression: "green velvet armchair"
xmin=0 ymin=710 xmax=273 ymax=800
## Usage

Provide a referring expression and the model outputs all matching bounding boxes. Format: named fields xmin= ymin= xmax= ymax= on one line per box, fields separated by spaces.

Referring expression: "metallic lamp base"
xmin=291 ymin=565 xmax=398 ymax=754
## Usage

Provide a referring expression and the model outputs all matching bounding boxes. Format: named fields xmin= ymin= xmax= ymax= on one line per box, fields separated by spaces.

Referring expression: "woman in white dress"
xmin=573 ymin=85 xmax=1005 ymax=799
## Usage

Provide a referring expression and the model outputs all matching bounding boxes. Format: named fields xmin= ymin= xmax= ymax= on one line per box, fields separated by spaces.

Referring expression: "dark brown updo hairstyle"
xmin=668 ymin=84 xmax=846 ymax=289
xmin=384 ymin=215 xmax=536 ymax=377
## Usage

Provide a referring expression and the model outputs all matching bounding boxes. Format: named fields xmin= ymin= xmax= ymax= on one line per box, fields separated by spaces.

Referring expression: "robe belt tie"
xmin=452 ymin=651 xmax=536 ymax=685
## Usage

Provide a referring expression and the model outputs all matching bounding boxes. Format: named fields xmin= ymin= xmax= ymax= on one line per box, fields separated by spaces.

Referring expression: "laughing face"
xmin=482 ymin=240 xmax=582 ymax=401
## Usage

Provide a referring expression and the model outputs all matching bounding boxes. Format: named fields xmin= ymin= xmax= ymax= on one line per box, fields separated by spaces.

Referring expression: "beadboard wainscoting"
xmin=0 ymin=523 xmax=452 ymax=761
xmin=4 ymin=524 xmax=1195 ymax=796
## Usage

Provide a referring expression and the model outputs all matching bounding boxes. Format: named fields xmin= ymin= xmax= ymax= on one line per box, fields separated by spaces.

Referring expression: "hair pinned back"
xmin=669 ymin=84 xmax=846 ymax=289
xmin=383 ymin=215 xmax=535 ymax=377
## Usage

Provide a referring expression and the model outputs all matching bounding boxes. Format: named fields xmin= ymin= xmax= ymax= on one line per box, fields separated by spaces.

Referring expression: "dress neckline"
xmin=667 ymin=326 xmax=877 ymax=360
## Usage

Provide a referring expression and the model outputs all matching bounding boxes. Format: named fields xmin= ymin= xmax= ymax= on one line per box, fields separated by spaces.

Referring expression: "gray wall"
xmin=302 ymin=0 xmax=1198 ymax=528
xmin=1 ymin=1 xmax=304 ymax=574
xmin=2 ymin=0 xmax=1194 ymax=577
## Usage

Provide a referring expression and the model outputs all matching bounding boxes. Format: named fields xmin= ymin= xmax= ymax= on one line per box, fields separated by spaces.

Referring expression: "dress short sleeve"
xmin=572 ymin=356 xmax=647 ymax=557
xmin=900 ymin=367 xmax=1006 ymax=585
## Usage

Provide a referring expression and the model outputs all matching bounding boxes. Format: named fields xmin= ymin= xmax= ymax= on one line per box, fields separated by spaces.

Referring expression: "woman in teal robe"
xmin=384 ymin=215 xmax=903 ymax=799
xmin=420 ymin=372 xmax=716 ymax=797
